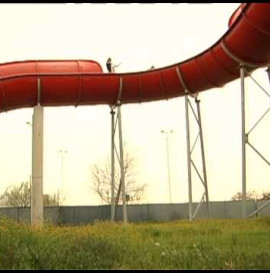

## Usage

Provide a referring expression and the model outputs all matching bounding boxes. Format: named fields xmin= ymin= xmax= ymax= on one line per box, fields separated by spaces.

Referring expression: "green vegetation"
xmin=0 ymin=216 xmax=270 ymax=270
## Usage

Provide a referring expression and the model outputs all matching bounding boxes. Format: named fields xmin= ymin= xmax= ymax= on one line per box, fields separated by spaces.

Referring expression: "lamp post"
xmin=58 ymin=149 xmax=67 ymax=205
xmin=26 ymin=121 xmax=32 ymax=206
xmin=161 ymin=130 xmax=174 ymax=204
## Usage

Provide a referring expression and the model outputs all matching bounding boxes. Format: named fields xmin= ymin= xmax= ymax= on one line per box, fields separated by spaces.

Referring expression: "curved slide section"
xmin=1 ymin=3 xmax=270 ymax=113
xmin=228 ymin=3 xmax=247 ymax=27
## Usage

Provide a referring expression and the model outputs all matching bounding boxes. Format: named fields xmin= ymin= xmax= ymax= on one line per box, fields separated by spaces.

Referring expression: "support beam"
xmin=31 ymin=78 xmax=44 ymax=226
xmin=248 ymin=199 xmax=270 ymax=218
xmin=185 ymin=93 xmax=210 ymax=221
xmin=110 ymin=77 xmax=127 ymax=223
xmin=176 ymin=68 xmax=210 ymax=220
xmin=239 ymin=66 xmax=270 ymax=219
xmin=185 ymin=93 xmax=193 ymax=221
xmin=240 ymin=65 xmax=247 ymax=219
xmin=117 ymin=105 xmax=127 ymax=224
xmin=110 ymin=106 xmax=116 ymax=222
xmin=195 ymin=98 xmax=211 ymax=218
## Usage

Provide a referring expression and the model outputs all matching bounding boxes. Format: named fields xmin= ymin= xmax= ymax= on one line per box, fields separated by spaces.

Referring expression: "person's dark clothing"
xmin=106 ymin=58 xmax=112 ymax=73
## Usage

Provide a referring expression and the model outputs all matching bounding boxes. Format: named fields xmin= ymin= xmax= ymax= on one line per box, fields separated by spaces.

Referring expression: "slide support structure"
xmin=196 ymin=97 xmax=211 ymax=217
xmin=110 ymin=77 xmax=127 ymax=224
xmin=240 ymin=64 xmax=247 ymax=218
xmin=185 ymin=92 xmax=193 ymax=221
xmin=31 ymin=77 xmax=44 ymax=227
xmin=240 ymin=65 xmax=270 ymax=218
xmin=110 ymin=106 xmax=116 ymax=222
xmin=185 ymin=92 xmax=211 ymax=221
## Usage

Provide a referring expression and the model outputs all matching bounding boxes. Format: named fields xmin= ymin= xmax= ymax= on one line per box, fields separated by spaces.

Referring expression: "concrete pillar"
xmin=31 ymin=105 xmax=44 ymax=226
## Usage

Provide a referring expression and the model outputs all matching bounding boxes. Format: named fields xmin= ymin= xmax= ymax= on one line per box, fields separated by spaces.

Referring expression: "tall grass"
xmin=0 ymin=216 xmax=270 ymax=269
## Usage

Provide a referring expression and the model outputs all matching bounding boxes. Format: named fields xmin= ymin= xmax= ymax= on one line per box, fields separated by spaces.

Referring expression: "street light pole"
xmin=161 ymin=130 xmax=174 ymax=204
xmin=26 ymin=122 xmax=32 ymax=207
xmin=58 ymin=149 xmax=67 ymax=205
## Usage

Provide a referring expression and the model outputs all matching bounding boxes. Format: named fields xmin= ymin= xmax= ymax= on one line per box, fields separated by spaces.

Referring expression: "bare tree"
xmin=231 ymin=190 xmax=270 ymax=201
xmin=0 ymin=182 xmax=30 ymax=207
xmin=43 ymin=193 xmax=60 ymax=207
xmin=91 ymin=152 xmax=147 ymax=205
xmin=259 ymin=191 xmax=270 ymax=200
xmin=0 ymin=181 xmax=60 ymax=207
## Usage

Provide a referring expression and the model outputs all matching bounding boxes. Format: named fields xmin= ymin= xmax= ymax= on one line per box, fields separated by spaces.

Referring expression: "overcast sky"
xmin=0 ymin=3 xmax=269 ymax=205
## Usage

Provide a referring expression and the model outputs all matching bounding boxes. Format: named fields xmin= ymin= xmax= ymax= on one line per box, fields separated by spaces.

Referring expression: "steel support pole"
xmin=110 ymin=107 xmax=116 ymax=222
xmin=195 ymin=98 xmax=211 ymax=218
xmin=117 ymin=105 xmax=127 ymax=223
xmin=185 ymin=94 xmax=193 ymax=221
xmin=240 ymin=65 xmax=247 ymax=219
xmin=31 ymin=78 xmax=44 ymax=226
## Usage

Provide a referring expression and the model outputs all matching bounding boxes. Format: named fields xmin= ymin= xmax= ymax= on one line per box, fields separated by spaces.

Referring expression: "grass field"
xmin=0 ymin=216 xmax=270 ymax=270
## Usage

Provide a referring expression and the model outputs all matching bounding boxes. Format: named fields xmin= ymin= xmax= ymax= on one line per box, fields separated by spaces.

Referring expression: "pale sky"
xmin=0 ymin=3 xmax=269 ymax=206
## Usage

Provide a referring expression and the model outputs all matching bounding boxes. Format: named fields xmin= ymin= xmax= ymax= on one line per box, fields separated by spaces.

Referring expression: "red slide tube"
xmin=0 ymin=3 xmax=270 ymax=113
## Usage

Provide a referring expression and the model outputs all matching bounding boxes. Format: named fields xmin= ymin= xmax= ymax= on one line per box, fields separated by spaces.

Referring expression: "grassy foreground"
xmin=0 ymin=216 xmax=270 ymax=270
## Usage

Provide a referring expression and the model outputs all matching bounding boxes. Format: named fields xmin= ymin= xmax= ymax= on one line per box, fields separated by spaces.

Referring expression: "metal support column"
xmin=177 ymin=67 xmax=210 ymax=220
xmin=185 ymin=92 xmax=210 ymax=221
xmin=185 ymin=92 xmax=193 ymax=221
xmin=239 ymin=66 xmax=270 ymax=218
xmin=195 ymin=97 xmax=211 ymax=217
xmin=117 ymin=104 xmax=127 ymax=223
xmin=240 ymin=64 xmax=247 ymax=218
xmin=31 ymin=77 xmax=44 ymax=226
xmin=110 ymin=77 xmax=127 ymax=223
xmin=110 ymin=106 xmax=116 ymax=222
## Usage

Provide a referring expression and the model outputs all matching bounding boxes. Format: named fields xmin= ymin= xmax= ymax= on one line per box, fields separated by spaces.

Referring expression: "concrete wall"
xmin=0 ymin=200 xmax=269 ymax=225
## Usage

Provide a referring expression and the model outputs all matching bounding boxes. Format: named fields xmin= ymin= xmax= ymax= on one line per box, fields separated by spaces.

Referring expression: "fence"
xmin=0 ymin=200 xmax=270 ymax=225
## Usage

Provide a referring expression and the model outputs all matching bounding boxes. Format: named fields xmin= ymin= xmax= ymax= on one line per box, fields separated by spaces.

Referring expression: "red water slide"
xmin=0 ymin=3 xmax=270 ymax=113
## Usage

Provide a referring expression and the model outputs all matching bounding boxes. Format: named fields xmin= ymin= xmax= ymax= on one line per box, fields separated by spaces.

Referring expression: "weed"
xmin=0 ymin=216 xmax=270 ymax=269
